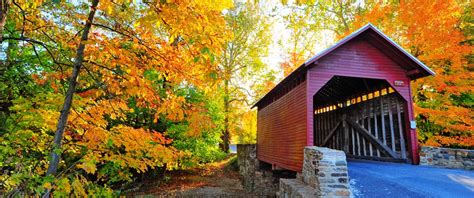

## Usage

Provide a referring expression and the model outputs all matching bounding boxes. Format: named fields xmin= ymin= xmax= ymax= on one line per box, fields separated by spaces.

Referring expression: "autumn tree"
xmin=279 ymin=5 xmax=318 ymax=76
xmin=0 ymin=0 xmax=232 ymax=195
xmin=45 ymin=0 xmax=100 ymax=180
xmin=218 ymin=2 xmax=272 ymax=151
xmin=278 ymin=0 xmax=372 ymax=76
xmin=344 ymin=0 xmax=473 ymax=148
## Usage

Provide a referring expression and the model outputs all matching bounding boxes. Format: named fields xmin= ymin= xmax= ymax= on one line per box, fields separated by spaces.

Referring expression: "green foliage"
xmin=166 ymin=89 xmax=227 ymax=167
xmin=451 ymin=92 xmax=474 ymax=108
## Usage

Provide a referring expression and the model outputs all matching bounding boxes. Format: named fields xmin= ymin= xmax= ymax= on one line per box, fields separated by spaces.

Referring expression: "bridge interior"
xmin=313 ymin=76 xmax=410 ymax=162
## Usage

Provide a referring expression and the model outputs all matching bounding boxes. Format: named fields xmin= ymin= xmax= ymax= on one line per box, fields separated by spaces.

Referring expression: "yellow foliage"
xmin=71 ymin=177 xmax=87 ymax=197
xmin=43 ymin=182 xmax=52 ymax=190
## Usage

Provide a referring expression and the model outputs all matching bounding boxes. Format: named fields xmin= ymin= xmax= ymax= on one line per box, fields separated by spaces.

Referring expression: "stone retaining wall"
xmin=237 ymin=144 xmax=258 ymax=190
xmin=278 ymin=146 xmax=350 ymax=198
xmin=237 ymin=144 xmax=278 ymax=196
xmin=238 ymin=145 xmax=351 ymax=197
xmin=420 ymin=146 xmax=474 ymax=170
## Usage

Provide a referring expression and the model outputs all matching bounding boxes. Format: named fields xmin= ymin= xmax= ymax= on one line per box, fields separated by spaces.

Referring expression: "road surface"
xmin=348 ymin=160 xmax=474 ymax=198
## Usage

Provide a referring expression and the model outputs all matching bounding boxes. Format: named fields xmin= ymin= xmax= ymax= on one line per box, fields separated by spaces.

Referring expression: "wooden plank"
xmin=346 ymin=118 xmax=398 ymax=159
xmin=339 ymin=110 xmax=343 ymax=150
xmin=335 ymin=111 xmax=339 ymax=150
xmin=336 ymin=111 xmax=340 ymax=149
xmin=351 ymin=119 xmax=355 ymax=155
xmin=338 ymin=111 xmax=341 ymax=150
xmin=333 ymin=110 xmax=337 ymax=149
xmin=360 ymin=105 xmax=367 ymax=156
xmin=324 ymin=111 xmax=328 ymax=147
xmin=343 ymin=114 xmax=349 ymax=153
xmin=325 ymin=111 xmax=329 ymax=146
xmin=380 ymin=92 xmax=387 ymax=145
xmin=317 ymin=112 xmax=321 ymax=146
xmin=373 ymin=99 xmax=381 ymax=157
xmin=326 ymin=111 xmax=330 ymax=148
xmin=396 ymin=98 xmax=407 ymax=159
xmin=318 ymin=112 xmax=322 ymax=146
xmin=350 ymin=99 xmax=356 ymax=155
xmin=315 ymin=112 xmax=319 ymax=146
xmin=331 ymin=110 xmax=335 ymax=149
xmin=322 ymin=120 xmax=342 ymax=147
xmin=319 ymin=112 xmax=323 ymax=146
xmin=388 ymin=95 xmax=396 ymax=153
xmin=330 ymin=111 xmax=333 ymax=149
xmin=320 ymin=112 xmax=323 ymax=146
xmin=367 ymin=100 xmax=373 ymax=156
xmin=355 ymin=110 xmax=361 ymax=156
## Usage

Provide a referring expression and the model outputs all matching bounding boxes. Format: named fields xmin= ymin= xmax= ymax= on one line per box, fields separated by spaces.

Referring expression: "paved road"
xmin=348 ymin=160 xmax=474 ymax=198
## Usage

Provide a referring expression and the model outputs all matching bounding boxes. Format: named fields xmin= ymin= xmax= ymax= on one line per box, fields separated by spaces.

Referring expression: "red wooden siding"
xmin=306 ymin=37 xmax=419 ymax=164
xmin=257 ymin=82 xmax=307 ymax=172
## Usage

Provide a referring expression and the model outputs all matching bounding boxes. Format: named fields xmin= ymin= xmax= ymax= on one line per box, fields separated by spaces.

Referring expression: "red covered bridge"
xmin=253 ymin=24 xmax=435 ymax=172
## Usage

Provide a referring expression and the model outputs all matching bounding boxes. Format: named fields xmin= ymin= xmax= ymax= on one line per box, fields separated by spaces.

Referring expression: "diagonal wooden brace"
xmin=322 ymin=120 xmax=342 ymax=147
xmin=345 ymin=117 xmax=399 ymax=159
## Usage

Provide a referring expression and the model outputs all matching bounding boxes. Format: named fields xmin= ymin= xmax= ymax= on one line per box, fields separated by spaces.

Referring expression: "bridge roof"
xmin=253 ymin=23 xmax=434 ymax=109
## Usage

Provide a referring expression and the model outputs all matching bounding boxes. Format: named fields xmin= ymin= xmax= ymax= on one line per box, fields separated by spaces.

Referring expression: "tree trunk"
xmin=0 ymin=0 xmax=9 ymax=44
xmin=0 ymin=0 xmax=10 ymax=118
xmin=0 ymin=0 xmax=10 ymax=73
xmin=220 ymin=78 xmax=230 ymax=153
xmin=45 ymin=0 xmax=100 ymax=176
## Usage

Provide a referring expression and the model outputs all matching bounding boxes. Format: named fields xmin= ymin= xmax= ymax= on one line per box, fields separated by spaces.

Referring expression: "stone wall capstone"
xmin=420 ymin=146 xmax=474 ymax=170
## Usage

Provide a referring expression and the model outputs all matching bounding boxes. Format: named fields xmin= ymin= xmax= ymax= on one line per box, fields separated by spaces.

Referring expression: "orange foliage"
xmin=425 ymin=135 xmax=474 ymax=148
xmin=280 ymin=52 xmax=306 ymax=76
xmin=62 ymin=0 xmax=232 ymax=173
xmin=1 ymin=0 xmax=233 ymax=193
xmin=344 ymin=0 xmax=473 ymax=148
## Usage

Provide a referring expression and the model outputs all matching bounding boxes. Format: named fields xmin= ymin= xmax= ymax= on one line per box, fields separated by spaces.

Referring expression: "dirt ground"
xmin=127 ymin=156 xmax=257 ymax=197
